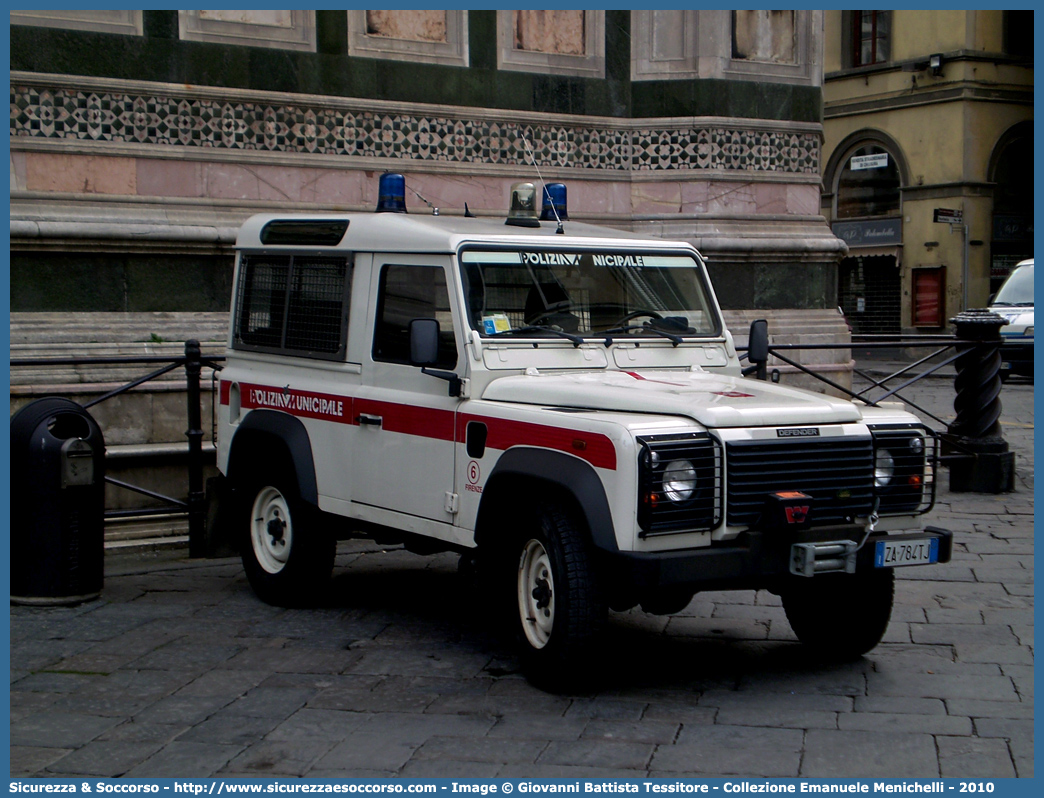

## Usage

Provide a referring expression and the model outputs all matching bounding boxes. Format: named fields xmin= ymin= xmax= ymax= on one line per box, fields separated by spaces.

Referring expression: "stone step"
xmin=10 ymin=311 xmax=229 ymax=346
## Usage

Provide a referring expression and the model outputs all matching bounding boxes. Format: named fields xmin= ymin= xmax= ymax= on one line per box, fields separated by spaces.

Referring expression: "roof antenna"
xmin=464 ymin=202 xmax=475 ymax=218
xmin=408 ymin=185 xmax=439 ymax=216
xmin=520 ymin=136 xmax=564 ymax=234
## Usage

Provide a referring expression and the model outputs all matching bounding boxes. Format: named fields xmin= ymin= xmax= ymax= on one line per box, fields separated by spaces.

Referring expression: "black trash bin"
xmin=11 ymin=397 xmax=105 ymax=605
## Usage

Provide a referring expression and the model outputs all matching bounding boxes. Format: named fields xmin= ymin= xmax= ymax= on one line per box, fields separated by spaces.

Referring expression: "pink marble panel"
xmin=631 ymin=181 xmax=682 ymax=215
xmin=10 ymin=152 xmax=27 ymax=191
xmin=312 ymin=169 xmax=370 ymax=207
xmin=367 ymin=10 xmax=447 ymax=42
xmin=753 ymin=182 xmax=788 ymax=214
xmin=249 ymin=164 xmax=316 ymax=203
xmin=136 ymin=158 xmax=204 ymax=198
xmin=26 ymin=153 xmax=136 ymax=195
xmin=569 ymin=180 xmax=631 ymax=215
xmin=680 ymin=181 xmax=711 ymax=214
xmin=706 ymin=182 xmax=756 ymax=215
xmin=786 ymin=184 xmax=821 ymax=216
xmin=515 ymin=10 xmax=585 ymax=55
xmin=201 ymin=163 xmax=262 ymax=200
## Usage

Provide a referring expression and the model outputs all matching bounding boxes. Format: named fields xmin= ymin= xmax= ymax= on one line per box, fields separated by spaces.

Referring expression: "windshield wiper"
xmin=600 ymin=324 xmax=683 ymax=347
xmin=486 ymin=325 xmax=584 ymax=347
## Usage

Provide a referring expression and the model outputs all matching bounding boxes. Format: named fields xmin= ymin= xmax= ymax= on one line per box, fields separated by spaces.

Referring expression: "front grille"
xmin=725 ymin=438 xmax=875 ymax=528
xmin=637 ymin=433 xmax=722 ymax=536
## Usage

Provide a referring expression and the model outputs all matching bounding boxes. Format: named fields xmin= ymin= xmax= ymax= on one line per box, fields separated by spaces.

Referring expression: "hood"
xmin=991 ymin=307 xmax=1033 ymax=333
xmin=482 ymin=370 xmax=862 ymax=428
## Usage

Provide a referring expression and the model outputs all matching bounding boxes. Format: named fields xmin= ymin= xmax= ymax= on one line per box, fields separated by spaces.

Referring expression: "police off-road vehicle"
xmin=215 ymin=175 xmax=952 ymax=680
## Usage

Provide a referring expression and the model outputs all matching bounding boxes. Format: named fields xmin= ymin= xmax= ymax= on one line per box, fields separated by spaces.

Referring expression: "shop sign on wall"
xmin=850 ymin=153 xmax=889 ymax=170
xmin=832 ymin=217 xmax=902 ymax=247
xmin=992 ymin=214 xmax=1032 ymax=242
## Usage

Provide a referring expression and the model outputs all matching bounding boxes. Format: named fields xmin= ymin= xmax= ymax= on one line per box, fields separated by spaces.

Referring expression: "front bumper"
xmin=1000 ymin=340 xmax=1033 ymax=375
xmin=601 ymin=526 xmax=953 ymax=592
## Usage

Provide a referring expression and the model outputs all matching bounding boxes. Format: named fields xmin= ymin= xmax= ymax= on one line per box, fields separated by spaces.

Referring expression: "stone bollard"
xmin=946 ymin=310 xmax=1015 ymax=493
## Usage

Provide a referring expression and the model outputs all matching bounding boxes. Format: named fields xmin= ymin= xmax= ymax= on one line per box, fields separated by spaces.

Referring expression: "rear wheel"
xmin=239 ymin=474 xmax=334 ymax=607
xmin=781 ymin=568 xmax=894 ymax=660
xmin=512 ymin=500 xmax=607 ymax=685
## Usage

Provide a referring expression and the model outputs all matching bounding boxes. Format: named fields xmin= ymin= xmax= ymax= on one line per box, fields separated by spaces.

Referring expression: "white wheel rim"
xmin=518 ymin=539 xmax=555 ymax=649
xmin=250 ymin=486 xmax=293 ymax=574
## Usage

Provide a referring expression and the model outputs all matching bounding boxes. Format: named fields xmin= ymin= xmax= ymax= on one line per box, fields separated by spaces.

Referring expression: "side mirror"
xmin=748 ymin=319 xmax=769 ymax=363
xmin=409 ymin=318 xmax=440 ymax=367
xmin=742 ymin=318 xmax=769 ymax=380
xmin=410 ymin=318 xmax=462 ymax=397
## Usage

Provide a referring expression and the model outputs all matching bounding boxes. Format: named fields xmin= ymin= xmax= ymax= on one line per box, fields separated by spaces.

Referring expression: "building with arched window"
xmin=822 ymin=10 xmax=1033 ymax=336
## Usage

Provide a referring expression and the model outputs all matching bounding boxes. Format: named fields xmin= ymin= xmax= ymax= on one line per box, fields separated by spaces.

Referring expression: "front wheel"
xmin=239 ymin=476 xmax=334 ymax=607
xmin=781 ymin=568 xmax=895 ymax=660
xmin=512 ymin=500 xmax=607 ymax=685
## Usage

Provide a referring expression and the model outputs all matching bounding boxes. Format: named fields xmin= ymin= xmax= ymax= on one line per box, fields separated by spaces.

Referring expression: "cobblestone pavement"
xmin=10 ymin=368 xmax=1033 ymax=779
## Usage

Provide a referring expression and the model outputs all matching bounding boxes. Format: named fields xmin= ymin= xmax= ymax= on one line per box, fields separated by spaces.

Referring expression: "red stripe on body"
xmin=355 ymin=399 xmax=456 ymax=441
xmin=222 ymin=381 xmax=616 ymax=470
xmin=458 ymin=414 xmax=617 ymax=471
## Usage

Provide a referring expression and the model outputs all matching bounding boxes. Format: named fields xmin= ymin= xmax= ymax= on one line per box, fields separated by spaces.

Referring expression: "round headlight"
xmin=875 ymin=449 xmax=895 ymax=488
xmin=909 ymin=436 xmax=924 ymax=455
xmin=662 ymin=459 xmax=697 ymax=502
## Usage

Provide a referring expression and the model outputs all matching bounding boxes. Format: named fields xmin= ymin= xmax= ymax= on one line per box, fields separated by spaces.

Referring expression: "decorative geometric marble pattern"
xmin=10 ymin=84 xmax=820 ymax=174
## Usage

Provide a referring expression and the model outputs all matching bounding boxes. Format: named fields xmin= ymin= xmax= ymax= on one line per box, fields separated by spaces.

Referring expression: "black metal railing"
xmin=737 ymin=314 xmax=1014 ymax=493
xmin=11 ymin=341 xmax=225 ymax=556
xmin=740 ymin=337 xmax=963 ymax=429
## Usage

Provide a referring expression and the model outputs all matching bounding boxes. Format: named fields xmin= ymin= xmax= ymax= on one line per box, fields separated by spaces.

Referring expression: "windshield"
xmin=459 ymin=248 xmax=721 ymax=340
xmin=993 ymin=263 xmax=1034 ymax=306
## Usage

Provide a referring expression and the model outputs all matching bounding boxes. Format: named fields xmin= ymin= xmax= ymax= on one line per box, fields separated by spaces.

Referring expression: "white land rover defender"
xmin=215 ymin=175 xmax=952 ymax=680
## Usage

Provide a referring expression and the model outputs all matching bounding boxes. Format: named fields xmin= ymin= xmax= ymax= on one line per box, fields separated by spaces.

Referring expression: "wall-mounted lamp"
xmin=929 ymin=53 xmax=943 ymax=77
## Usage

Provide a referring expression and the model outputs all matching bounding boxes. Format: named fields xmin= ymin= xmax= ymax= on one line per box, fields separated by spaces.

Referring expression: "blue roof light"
xmin=376 ymin=172 xmax=407 ymax=213
xmin=540 ymin=182 xmax=568 ymax=221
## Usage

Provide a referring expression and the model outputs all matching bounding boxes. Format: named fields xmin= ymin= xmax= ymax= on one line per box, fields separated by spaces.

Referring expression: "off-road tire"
xmin=238 ymin=472 xmax=335 ymax=607
xmin=512 ymin=499 xmax=608 ymax=686
xmin=781 ymin=568 xmax=895 ymax=660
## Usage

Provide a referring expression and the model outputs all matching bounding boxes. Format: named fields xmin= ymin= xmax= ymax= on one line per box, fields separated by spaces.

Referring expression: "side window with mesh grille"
xmin=233 ymin=253 xmax=351 ymax=360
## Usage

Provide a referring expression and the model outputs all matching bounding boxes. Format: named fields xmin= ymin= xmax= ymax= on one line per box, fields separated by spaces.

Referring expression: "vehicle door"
xmin=351 ymin=255 xmax=464 ymax=538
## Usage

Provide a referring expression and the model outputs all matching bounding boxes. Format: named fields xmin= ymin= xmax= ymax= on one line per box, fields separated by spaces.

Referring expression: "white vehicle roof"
xmin=235 ymin=212 xmax=701 ymax=256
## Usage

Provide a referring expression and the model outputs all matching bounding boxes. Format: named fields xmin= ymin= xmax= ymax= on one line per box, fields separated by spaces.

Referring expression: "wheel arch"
xmin=475 ymin=447 xmax=617 ymax=552
xmin=226 ymin=410 xmax=319 ymax=506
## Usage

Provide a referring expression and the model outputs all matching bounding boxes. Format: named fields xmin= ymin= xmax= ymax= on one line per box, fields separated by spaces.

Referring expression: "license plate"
xmin=874 ymin=537 xmax=939 ymax=568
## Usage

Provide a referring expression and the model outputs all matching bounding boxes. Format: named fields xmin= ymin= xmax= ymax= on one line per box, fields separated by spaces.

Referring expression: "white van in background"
xmin=989 ymin=258 xmax=1034 ymax=381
